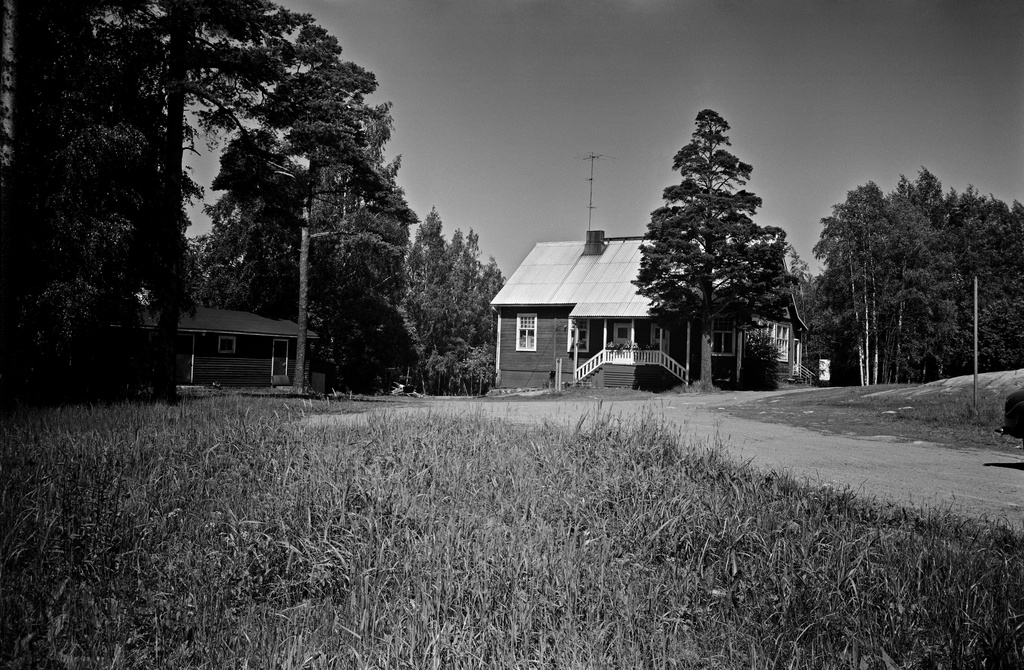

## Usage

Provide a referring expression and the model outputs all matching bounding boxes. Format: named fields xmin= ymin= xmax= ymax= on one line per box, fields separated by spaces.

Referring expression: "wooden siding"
xmin=192 ymin=357 xmax=310 ymax=387
xmin=497 ymin=306 xmax=575 ymax=388
xmin=180 ymin=333 xmax=306 ymax=387
xmin=603 ymin=365 xmax=635 ymax=389
xmin=193 ymin=356 xmax=272 ymax=387
xmin=602 ymin=365 xmax=676 ymax=391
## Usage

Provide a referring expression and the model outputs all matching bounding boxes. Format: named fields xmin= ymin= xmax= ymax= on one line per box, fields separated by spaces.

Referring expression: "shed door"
xmin=176 ymin=334 xmax=194 ymax=384
xmin=272 ymin=339 xmax=289 ymax=380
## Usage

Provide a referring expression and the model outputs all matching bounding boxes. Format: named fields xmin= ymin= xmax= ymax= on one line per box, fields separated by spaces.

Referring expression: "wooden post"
xmin=572 ymin=319 xmax=579 ymax=383
xmin=973 ymin=275 xmax=978 ymax=414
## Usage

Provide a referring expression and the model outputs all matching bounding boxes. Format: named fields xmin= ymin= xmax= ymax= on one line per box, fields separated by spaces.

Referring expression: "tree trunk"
xmin=0 ymin=0 xmax=17 ymax=409
xmin=869 ymin=272 xmax=878 ymax=385
xmin=850 ymin=258 xmax=865 ymax=387
xmin=700 ymin=315 xmax=713 ymax=387
xmin=862 ymin=297 xmax=870 ymax=385
xmin=292 ymin=224 xmax=309 ymax=394
xmin=154 ymin=10 xmax=188 ymax=403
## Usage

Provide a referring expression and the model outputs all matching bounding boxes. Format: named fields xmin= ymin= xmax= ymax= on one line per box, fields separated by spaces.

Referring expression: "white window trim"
xmin=218 ymin=335 xmax=237 ymax=355
xmin=772 ymin=323 xmax=791 ymax=362
xmin=712 ymin=319 xmax=735 ymax=356
xmin=568 ymin=318 xmax=589 ymax=354
xmin=516 ymin=313 xmax=537 ymax=352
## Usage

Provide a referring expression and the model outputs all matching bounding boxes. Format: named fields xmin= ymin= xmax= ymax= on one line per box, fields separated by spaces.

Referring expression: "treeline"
xmin=404 ymin=209 xmax=504 ymax=396
xmin=1 ymin=0 xmax=502 ymax=403
xmin=803 ymin=168 xmax=1024 ymax=386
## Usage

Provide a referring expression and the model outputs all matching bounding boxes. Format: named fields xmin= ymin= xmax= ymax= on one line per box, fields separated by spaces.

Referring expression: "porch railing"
xmin=575 ymin=348 xmax=687 ymax=384
xmin=790 ymin=363 xmax=817 ymax=384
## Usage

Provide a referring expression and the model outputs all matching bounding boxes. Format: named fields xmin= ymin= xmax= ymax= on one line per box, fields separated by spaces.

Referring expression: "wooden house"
xmin=140 ymin=307 xmax=318 ymax=388
xmin=490 ymin=230 xmax=807 ymax=390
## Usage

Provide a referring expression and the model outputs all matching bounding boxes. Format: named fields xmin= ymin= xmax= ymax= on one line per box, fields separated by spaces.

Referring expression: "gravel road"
xmin=317 ymin=389 xmax=1024 ymax=529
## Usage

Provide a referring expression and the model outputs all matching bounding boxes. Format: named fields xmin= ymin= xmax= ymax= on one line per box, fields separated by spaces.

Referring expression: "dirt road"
xmin=320 ymin=389 xmax=1024 ymax=529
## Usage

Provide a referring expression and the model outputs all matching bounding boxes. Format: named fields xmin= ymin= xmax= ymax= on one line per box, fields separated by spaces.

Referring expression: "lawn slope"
xmin=2 ymin=398 xmax=1022 ymax=668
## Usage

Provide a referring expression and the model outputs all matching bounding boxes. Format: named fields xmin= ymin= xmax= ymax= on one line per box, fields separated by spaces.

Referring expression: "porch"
xmin=574 ymin=346 xmax=688 ymax=388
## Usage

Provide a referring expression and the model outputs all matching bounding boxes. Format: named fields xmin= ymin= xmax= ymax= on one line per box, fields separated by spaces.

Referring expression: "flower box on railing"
xmin=604 ymin=345 xmax=663 ymax=366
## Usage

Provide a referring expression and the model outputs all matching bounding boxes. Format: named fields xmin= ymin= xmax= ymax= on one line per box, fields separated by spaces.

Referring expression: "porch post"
xmin=603 ymin=319 xmax=608 ymax=350
xmin=572 ymin=319 xmax=579 ymax=379
xmin=630 ymin=319 xmax=635 ymax=344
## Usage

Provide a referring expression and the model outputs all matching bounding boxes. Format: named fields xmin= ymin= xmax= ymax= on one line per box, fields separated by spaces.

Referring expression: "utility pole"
xmin=973 ymin=275 xmax=978 ymax=414
xmin=576 ymin=152 xmax=612 ymax=231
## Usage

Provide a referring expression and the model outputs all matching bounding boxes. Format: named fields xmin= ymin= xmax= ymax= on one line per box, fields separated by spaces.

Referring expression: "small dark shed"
xmin=142 ymin=307 xmax=318 ymax=387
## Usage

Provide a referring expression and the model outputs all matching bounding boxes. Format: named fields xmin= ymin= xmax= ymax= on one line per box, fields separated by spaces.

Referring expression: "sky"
xmin=186 ymin=0 xmax=1024 ymax=277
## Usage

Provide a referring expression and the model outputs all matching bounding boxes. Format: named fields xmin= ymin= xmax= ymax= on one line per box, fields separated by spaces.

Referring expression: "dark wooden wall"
xmin=183 ymin=333 xmax=304 ymax=387
xmin=497 ymin=306 xmax=574 ymax=388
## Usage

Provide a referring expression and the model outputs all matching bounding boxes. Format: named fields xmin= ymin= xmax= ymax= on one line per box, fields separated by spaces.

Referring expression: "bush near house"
xmin=743 ymin=328 xmax=781 ymax=391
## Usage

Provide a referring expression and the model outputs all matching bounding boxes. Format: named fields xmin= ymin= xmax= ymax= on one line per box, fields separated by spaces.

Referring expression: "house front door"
xmin=175 ymin=335 xmax=194 ymax=384
xmin=272 ymin=339 xmax=289 ymax=383
xmin=612 ymin=322 xmax=632 ymax=346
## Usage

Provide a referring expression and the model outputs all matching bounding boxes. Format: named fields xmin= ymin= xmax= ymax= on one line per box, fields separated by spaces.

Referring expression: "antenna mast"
xmin=576 ymin=152 xmax=613 ymax=231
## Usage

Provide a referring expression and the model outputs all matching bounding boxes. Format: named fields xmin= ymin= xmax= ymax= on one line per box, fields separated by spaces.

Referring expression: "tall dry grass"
xmin=2 ymin=397 xmax=1022 ymax=668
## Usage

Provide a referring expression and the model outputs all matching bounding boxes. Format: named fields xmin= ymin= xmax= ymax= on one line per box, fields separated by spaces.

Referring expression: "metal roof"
xmin=491 ymin=238 xmax=653 ymax=318
xmin=141 ymin=307 xmax=319 ymax=339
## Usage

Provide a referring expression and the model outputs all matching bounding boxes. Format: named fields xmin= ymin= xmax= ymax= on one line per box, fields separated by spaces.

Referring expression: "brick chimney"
xmin=583 ymin=229 xmax=605 ymax=255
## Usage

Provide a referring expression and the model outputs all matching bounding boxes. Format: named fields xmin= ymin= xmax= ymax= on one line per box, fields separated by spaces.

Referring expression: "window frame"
xmin=711 ymin=319 xmax=735 ymax=356
xmin=568 ymin=318 xmax=589 ymax=354
xmin=516 ymin=314 xmax=537 ymax=352
xmin=771 ymin=323 xmax=791 ymax=362
xmin=218 ymin=335 xmax=237 ymax=355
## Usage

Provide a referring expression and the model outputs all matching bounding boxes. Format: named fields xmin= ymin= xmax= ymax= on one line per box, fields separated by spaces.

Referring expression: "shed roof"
xmin=491 ymin=238 xmax=652 ymax=318
xmin=141 ymin=307 xmax=318 ymax=339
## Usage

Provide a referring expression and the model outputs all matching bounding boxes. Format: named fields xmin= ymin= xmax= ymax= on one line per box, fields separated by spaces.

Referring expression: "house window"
xmin=712 ymin=319 xmax=734 ymax=355
xmin=517 ymin=314 xmax=537 ymax=351
xmin=772 ymin=323 xmax=790 ymax=361
xmin=218 ymin=335 xmax=236 ymax=354
xmin=568 ymin=319 xmax=589 ymax=353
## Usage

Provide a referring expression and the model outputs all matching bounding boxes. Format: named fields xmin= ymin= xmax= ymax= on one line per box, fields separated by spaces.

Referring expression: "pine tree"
xmin=635 ymin=109 xmax=790 ymax=385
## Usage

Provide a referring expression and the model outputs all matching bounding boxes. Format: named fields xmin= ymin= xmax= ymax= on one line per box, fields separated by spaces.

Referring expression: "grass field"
xmin=727 ymin=385 xmax=1012 ymax=452
xmin=3 ymin=395 xmax=1023 ymax=668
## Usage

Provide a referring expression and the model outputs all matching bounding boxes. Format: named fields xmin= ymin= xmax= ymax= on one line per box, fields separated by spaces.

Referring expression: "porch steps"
xmin=786 ymin=363 xmax=817 ymax=385
xmin=574 ymin=348 xmax=687 ymax=386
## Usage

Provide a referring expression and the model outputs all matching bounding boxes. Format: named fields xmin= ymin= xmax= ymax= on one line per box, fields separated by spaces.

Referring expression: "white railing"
xmin=575 ymin=348 xmax=687 ymax=384
xmin=791 ymin=363 xmax=816 ymax=384
xmin=575 ymin=349 xmax=607 ymax=380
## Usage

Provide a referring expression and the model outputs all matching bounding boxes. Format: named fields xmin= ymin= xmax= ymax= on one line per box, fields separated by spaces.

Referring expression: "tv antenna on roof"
xmin=576 ymin=152 xmax=613 ymax=231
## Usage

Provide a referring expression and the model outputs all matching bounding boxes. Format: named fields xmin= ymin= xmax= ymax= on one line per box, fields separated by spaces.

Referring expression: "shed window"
xmin=218 ymin=335 xmax=236 ymax=354
xmin=568 ymin=319 xmax=589 ymax=353
xmin=517 ymin=314 xmax=537 ymax=351
xmin=712 ymin=319 xmax=734 ymax=355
